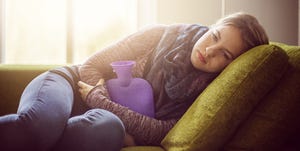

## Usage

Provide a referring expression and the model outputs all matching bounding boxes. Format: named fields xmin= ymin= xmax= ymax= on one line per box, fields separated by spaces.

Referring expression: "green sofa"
xmin=0 ymin=43 xmax=299 ymax=151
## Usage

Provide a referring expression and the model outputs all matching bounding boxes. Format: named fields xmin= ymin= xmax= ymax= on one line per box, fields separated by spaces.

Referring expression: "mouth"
xmin=197 ymin=51 xmax=207 ymax=64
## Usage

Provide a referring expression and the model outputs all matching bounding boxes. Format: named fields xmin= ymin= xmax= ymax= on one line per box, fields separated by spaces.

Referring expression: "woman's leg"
xmin=53 ymin=109 xmax=125 ymax=151
xmin=0 ymin=71 xmax=74 ymax=151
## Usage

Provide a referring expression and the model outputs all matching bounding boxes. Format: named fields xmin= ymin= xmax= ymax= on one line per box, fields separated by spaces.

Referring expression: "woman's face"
xmin=191 ymin=25 xmax=244 ymax=73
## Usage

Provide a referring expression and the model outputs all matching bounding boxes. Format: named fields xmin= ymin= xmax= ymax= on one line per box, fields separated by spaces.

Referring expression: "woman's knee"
xmin=84 ymin=108 xmax=125 ymax=130
xmin=55 ymin=109 xmax=125 ymax=151
xmin=0 ymin=72 xmax=74 ymax=150
xmin=0 ymin=113 xmax=68 ymax=151
xmin=71 ymin=109 xmax=125 ymax=139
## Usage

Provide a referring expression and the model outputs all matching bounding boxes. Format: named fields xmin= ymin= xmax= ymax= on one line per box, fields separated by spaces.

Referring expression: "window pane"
xmin=5 ymin=0 xmax=67 ymax=64
xmin=72 ymin=0 xmax=137 ymax=64
xmin=4 ymin=0 xmax=137 ymax=64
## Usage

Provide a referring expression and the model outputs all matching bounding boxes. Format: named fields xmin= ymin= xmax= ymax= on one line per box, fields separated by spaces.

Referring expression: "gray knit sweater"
xmin=78 ymin=24 xmax=212 ymax=145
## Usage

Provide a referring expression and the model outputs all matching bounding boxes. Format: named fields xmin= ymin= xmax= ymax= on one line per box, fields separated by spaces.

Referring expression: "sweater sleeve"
xmin=79 ymin=25 xmax=166 ymax=85
xmin=86 ymin=87 xmax=178 ymax=146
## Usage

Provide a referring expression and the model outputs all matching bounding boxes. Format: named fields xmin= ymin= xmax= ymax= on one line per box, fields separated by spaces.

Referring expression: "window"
xmin=0 ymin=0 xmax=140 ymax=64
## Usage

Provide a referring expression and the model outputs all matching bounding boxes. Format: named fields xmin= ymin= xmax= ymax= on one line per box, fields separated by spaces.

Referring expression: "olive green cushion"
xmin=224 ymin=43 xmax=300 ymax=151
xmin=161 ymin=45 xmax=289 ymax=151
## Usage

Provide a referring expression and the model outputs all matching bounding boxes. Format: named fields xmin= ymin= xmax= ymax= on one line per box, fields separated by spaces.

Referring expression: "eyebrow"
xmin=214 ymin=29 xmax=221 ymax=39
xmin=215 ymin=29 xmax=235 ymax=59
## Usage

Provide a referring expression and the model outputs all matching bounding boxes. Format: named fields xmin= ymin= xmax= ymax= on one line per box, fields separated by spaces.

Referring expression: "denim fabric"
xmin=0 ymin=67 xmax=125 ymax=151
xmin=53 ymin=109 xmax=125 ymax=151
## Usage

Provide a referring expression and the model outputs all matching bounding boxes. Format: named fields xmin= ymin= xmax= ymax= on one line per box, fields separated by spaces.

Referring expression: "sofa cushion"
xmin=161 ymin=44 xmax=289 ymax=151
xmin=223 ymin=43 xmax=300 ymax=151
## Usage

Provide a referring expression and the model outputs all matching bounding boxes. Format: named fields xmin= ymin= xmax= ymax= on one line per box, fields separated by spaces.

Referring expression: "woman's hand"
xmin=78 ymin=79 xmax=104 ymax=101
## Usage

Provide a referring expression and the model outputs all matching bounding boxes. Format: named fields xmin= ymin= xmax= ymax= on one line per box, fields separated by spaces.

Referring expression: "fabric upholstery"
xmin=161 ymin=44 xmax=289 ymax=151
xmin=223 ymin=43 xmax=300 ymax=151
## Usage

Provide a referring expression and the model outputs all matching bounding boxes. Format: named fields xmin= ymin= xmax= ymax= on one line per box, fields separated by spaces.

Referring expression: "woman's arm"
xmin=85 ymin=86 xmax=178 ymax=146
xmin=79 ymin=25 xmax=166 ymax=85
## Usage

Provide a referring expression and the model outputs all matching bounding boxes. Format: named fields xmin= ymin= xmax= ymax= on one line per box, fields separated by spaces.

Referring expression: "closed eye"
xmin=222 ymin=50 xmax=233 ymax=60
xmin=211 ymin=29 xmax=220 ymax=42
xmin=211 ymin=33 xmax=218 ymax=42
xmin=211 ymin=32 xmax=218 ymax=42
xmin=223 ymin=51 xmax=230 ymax=59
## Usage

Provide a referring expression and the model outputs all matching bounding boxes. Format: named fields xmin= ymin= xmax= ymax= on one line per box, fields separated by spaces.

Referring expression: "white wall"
xmin=224 ymin=0 xmax=298 ymax=45
xmin=154 ymin=0 xmax=299 ymax=45
xmin=156 ymin=0 xmax=222 ymax=26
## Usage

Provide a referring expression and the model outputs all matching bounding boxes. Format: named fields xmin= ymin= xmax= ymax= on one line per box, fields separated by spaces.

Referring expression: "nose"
xmin=205 ymin=46 xmax=217 ymax=57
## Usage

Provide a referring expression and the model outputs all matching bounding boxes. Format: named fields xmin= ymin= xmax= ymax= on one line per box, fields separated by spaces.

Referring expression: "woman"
xmin=0 ymin=12 xmax=268 ymax=151
xmin=77 ymin=12 xmax=269 ymax=147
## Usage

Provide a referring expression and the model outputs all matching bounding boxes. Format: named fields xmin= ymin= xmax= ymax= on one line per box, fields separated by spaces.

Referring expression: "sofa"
xmin=0 ymin=42 xmax=299 ymax=151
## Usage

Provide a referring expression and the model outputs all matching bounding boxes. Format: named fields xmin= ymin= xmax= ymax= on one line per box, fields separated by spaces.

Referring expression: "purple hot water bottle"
xmin=106 ymin=60 xmax=155 ymax=117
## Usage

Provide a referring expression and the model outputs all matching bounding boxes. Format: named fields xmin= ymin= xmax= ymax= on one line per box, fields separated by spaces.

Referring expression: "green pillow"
xmin=161 ymin=45 xmax=289 ymax=151
xmin=223 ymin=43 xmax=300 ymax=151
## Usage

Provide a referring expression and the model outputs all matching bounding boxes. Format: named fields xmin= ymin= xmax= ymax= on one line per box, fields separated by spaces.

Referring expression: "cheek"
xmin=211 ymin=58 xmax=231 ymax=72
xmin=194 ymin=33 xmax=210 ymax=48
xmin=192 ymin=41 xmax=206 ymax=56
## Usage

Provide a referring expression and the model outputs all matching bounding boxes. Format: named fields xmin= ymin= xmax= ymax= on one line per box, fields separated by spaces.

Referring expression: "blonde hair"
xmin=212 ymin=12 xmax=269 ymax=51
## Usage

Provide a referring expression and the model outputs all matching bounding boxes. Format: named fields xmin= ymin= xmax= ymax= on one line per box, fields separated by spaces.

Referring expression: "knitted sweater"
xmin=79 ymin=24 xmax=211 ymax=145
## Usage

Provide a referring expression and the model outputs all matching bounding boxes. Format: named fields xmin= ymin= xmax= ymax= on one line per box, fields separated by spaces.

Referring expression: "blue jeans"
xmin=0 ymin=67 xmax=125 ymax=151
